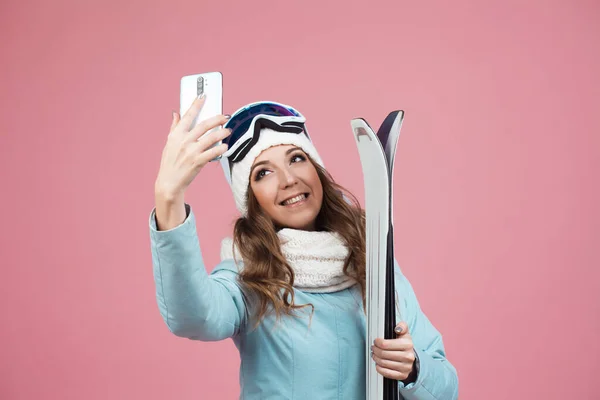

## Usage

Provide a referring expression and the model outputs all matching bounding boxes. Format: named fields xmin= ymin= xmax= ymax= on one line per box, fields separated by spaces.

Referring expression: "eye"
xmin=291 ymin=153 xmax=306 ymax=163
xmin=254 ymin=169 xmax=271 ymax=181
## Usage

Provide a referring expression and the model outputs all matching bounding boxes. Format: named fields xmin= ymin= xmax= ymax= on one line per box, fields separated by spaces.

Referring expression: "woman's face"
xmin=249 ymin=144 xmax=323 ymax=231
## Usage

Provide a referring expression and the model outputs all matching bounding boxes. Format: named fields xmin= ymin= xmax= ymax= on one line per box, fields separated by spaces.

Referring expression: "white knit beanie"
xmin=229 ymin=128 xmax=325 ymax=217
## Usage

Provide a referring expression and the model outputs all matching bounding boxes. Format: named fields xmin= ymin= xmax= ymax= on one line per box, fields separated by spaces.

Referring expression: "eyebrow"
xmin=250 ymin=146 xmax=303 ymax=175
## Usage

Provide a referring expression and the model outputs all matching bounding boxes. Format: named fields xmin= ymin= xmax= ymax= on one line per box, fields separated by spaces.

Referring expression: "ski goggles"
xmin=221 ymin=101 xmax=310 ymax=164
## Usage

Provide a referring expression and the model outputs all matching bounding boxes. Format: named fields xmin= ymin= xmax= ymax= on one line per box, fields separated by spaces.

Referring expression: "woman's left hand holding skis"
xmin=370 ymin=322 xmax=418 ymax=383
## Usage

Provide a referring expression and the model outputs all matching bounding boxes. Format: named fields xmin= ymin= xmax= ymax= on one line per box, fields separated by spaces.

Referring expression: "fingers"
xmin=188 ymin=114 xmax=231 ymax=142
xmin=190 ymin=127 xmax=231 ymax=152
xmin=371 ymin=321 xmax=411 ymax=353
xmin=372 ymin=353 xmax=404 ymax=370
xmin=193 ymin=142 xmax=229 ymax=167
xmin=169 ymin=111 xmax=179 ymax=133
xmin=179 ymin=95 xmax=207 ymax=131
xmin=375 ymin=364 xmax=411 ymax=381
xmin=373 ymin=335 xmax=412 ymax=352
xmin=371 ymin=341 xmax=415 ymax=362
xmin=371 ymin=342 xmax=416 ymax=381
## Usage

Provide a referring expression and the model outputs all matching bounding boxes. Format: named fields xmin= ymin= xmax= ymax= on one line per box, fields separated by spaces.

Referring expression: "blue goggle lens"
xmin=223 ymin=103 xmax=301 ymax=148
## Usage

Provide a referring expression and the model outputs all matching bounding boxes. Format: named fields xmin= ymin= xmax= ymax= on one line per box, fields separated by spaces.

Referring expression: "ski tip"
xmin=386 ymin=110 xmax=404 ymax=120
xmin=350 ymin=118 xmax=375 ymax=131
xmin=350 ymin=118 xmax=377 ymax=143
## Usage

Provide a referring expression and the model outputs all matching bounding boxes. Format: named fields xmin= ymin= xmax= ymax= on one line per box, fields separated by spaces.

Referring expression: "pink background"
xmin=1 ymin=0 xmax=599 ymax=398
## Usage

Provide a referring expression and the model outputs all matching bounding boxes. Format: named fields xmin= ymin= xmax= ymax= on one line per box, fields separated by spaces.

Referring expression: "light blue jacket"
xmin=149 ymin=205 xmax=458 ymax=399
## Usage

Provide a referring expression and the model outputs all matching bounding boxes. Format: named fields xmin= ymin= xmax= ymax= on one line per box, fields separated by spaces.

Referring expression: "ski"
xmin=376 ymin=110 xmax=404 ymax=400
xmin=351 ymin=110 xmax=404 ymax=400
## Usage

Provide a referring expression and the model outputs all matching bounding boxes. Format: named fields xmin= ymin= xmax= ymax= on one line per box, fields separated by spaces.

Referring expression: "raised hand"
xmin=153 ymin=95 xmax=231 ymax=230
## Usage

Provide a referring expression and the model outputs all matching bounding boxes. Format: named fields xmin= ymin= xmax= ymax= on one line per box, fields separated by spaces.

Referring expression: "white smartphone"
xmin=180 ymin=71 xmax=223 ymax=161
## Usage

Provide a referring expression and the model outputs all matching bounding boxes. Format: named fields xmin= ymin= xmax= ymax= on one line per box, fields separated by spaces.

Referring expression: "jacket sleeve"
xmin=149 ymin=204 xmax=249 ymax=341
xmin=394 ymin=260 xmax=459 ymax=400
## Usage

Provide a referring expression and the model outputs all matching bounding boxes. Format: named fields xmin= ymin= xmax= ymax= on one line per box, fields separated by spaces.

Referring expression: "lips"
xmin=280 ymin=193 xmax=309 ymax=206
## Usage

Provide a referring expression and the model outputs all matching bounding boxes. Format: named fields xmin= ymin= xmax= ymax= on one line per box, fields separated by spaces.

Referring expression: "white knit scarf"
xmin=220 ymin=229 xmax=357 ymax=293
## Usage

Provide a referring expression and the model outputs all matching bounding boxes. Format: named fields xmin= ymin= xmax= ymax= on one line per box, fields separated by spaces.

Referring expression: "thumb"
xmin=394 ymin=321 xmax=409 ymax=336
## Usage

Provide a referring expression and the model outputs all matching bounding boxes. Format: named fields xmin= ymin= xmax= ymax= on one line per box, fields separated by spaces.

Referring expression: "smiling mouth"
xmin=280 ymin=193 xmax=309 ymax=206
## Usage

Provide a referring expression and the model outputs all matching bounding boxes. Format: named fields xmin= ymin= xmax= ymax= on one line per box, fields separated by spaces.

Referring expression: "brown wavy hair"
xmin=231 ymin=155 xmax=366 ymax=330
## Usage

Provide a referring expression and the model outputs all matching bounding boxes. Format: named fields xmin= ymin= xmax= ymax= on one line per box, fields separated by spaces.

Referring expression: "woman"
xmin=149 ymin=96 xmax=459 ymax=399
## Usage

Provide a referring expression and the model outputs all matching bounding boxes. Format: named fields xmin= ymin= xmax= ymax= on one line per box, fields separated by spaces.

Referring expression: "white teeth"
xmin=282 ymin=194 xmax=306 ymax=206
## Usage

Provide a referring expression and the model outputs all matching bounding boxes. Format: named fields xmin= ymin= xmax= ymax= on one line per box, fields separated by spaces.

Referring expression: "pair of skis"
xmin=351 ymin=110 xmax=405 ymax=400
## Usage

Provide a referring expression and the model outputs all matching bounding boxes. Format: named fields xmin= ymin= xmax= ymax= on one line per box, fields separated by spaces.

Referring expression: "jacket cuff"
xmin=149 ymin=203 xmax=193 ymax=236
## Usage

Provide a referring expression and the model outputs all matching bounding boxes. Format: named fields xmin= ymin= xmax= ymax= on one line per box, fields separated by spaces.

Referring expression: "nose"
xmin=279 ymin=166 xmax=298 ymax=189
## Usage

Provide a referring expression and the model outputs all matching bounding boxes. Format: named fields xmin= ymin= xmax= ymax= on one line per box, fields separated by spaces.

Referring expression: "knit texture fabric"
xmin=220 ymin=228 xmax=357 ymax=293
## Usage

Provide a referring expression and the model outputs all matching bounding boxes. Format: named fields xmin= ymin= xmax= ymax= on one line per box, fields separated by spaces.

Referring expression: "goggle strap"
xmin=229 ymin=117 xmax=307 ymax=163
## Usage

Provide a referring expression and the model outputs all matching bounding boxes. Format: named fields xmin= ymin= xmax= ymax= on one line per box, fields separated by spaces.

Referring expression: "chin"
xmin=277 ymin=210 xmax=319 ymax=231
